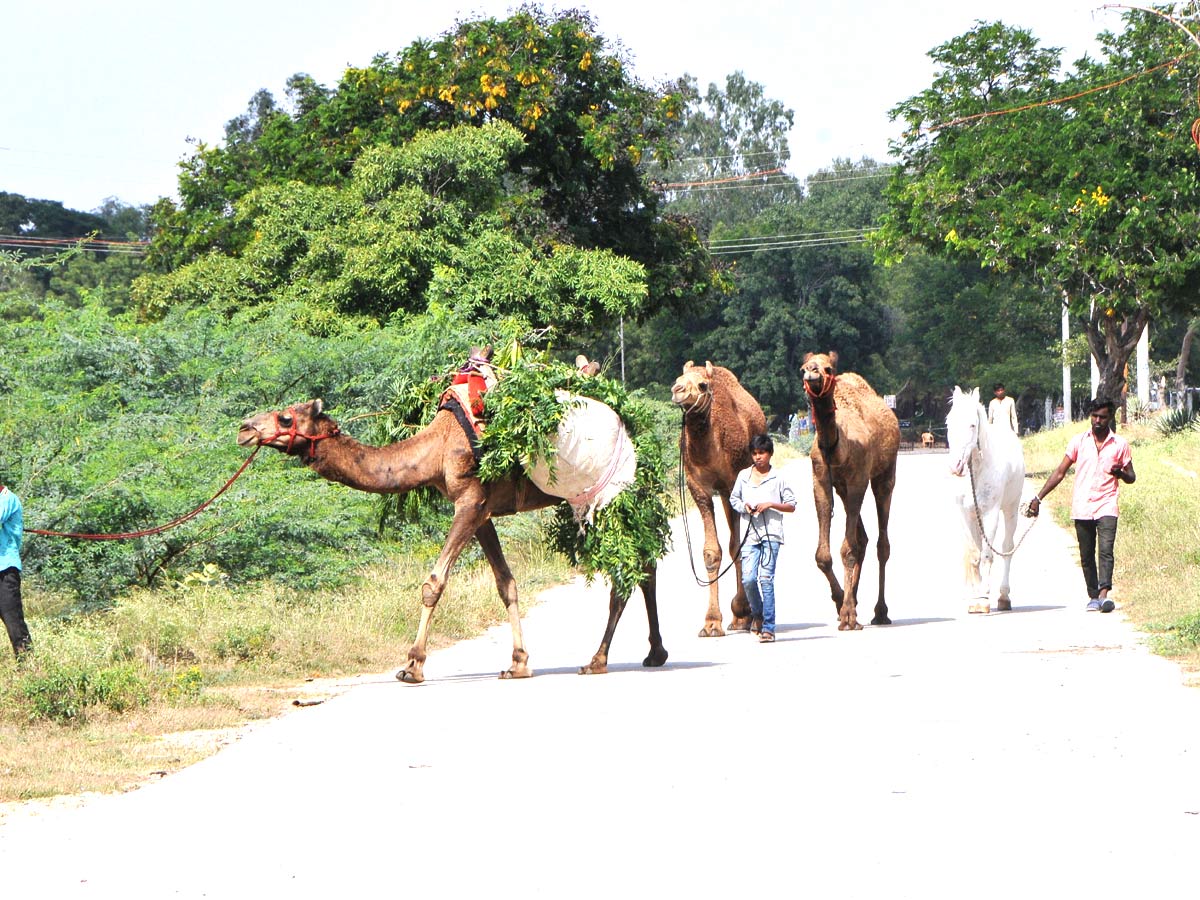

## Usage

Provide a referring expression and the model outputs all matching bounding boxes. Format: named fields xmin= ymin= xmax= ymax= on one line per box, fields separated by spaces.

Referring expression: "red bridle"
xmin=261 ymin=410 xmax=341 ymax=460
xmin=804 ymin=371 xmax=838 ymax=403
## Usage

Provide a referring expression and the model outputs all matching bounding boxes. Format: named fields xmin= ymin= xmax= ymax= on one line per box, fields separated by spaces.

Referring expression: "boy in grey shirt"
xmin=729 ymin=434 xmax=796 ymax=642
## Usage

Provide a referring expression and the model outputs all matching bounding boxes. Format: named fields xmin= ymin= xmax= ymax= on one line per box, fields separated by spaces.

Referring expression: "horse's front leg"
xmin=994 ymin=506 xmax=1019 ymax=611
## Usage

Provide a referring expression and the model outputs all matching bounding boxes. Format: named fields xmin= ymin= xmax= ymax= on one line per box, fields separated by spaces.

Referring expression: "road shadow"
xmin=435 ymin=659 xmax=723 ymax=681
xmin=872 ymin=616 xmax=956 ymax=627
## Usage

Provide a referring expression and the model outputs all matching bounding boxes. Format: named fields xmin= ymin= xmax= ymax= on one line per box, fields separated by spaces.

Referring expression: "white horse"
xmin=946 ymin=386 xmax=1026 ymax=613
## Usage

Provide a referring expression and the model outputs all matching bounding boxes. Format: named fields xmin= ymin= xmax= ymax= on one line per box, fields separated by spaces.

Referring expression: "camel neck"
xmin=812 ymin=396 xmax=840 ymax=454
xmin=308 ymin=428 xmax=445 ymax=495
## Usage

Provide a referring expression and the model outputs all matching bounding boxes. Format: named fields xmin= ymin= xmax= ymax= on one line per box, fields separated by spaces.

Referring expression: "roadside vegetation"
xmin=3 ymin=4 xmax=1199 ymax=804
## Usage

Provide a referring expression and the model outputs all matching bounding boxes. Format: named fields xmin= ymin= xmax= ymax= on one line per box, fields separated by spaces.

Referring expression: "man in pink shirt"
xmin=1027 ymin=398 xmax=1136 ymax=612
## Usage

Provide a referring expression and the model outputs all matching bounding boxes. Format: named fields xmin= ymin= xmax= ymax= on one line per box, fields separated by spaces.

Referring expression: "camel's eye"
xmin=278 ymin=414 xmax=293 ymax=427
xmin=698 ymin=382 xmax=709 ymax=392
xmin=824 ymin=366 xmax=833 ymax=375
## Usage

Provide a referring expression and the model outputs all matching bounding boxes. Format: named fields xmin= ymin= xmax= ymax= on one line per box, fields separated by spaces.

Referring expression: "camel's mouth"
xmin=236 ymin=425 xmax=262 ymax=448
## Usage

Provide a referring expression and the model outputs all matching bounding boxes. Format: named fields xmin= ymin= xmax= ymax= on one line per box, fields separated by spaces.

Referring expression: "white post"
xmin=1088 ymin=298 xmax=1099 ymax=400
xmin=1061 ymin=300 xmax=1071 ymax=423
xmin=1136 ymin=321 xmax=1150 ymax=407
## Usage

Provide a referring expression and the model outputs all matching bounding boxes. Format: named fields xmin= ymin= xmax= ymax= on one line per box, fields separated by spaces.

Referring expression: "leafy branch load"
xmin=474 ymin=351 xmax=671 ymax=599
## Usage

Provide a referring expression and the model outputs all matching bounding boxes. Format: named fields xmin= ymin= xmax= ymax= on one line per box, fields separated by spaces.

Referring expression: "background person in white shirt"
xmin=988 ymin=383 xmax=1018 ymax=433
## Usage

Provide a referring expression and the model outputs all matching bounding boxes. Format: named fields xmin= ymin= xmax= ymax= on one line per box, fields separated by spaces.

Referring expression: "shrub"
xmin=1154 ymin=408 xmax=1199 ymax=436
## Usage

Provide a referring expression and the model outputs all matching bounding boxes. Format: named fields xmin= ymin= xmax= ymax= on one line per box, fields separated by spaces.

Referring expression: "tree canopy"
xmin=879 ymin=13 xmax=1200 ymax=402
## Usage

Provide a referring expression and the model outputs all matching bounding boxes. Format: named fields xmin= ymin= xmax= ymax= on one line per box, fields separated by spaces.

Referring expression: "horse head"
xmin=946 ymin=386 xmax=984 ymax=477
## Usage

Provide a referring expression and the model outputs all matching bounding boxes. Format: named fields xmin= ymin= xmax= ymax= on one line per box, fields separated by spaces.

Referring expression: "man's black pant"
xmin=1074 ymin=516 xmax=1118 ymax=600
xmin=0 ymin=566 xmax=31 ymax=656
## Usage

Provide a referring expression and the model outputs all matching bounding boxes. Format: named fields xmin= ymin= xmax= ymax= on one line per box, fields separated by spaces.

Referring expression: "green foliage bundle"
xmin=475 ymin=347 xmax=672 ymax=598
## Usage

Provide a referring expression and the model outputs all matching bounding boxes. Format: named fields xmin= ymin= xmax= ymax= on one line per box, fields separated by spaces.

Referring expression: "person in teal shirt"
xmin=0 ymin=485 xmax=32 ymax=656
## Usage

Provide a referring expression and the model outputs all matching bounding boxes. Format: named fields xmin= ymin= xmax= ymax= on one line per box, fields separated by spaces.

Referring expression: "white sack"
xmin=525 ymin=390 xmax=637 ymax=524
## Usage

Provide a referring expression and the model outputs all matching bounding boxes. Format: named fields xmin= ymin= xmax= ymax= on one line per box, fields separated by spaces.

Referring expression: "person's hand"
xmin=1110 ymin=464 xmax=1125 ymax=477
xmin=1025 ymin=496 xmax=1041 ymax=518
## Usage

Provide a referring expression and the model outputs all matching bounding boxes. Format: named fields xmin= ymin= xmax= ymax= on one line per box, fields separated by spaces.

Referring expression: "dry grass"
xmin=0 ymin=514 xmax=572 ymax=802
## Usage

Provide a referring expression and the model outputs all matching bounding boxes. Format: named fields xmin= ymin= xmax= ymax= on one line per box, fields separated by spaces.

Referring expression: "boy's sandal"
xmin=759 ymin=632 xmax=775 ymax=643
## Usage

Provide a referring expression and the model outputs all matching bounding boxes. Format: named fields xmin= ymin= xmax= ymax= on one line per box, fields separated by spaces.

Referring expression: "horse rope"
xmin=966 ymin=452 xmax=1038 ymax=559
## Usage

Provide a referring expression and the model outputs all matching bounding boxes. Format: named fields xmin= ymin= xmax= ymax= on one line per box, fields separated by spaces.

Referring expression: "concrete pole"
xmin=1062 ymin=300 xmax=1071 ymax=424
xmin=1136 ymin=321 xmax=1150 ymax=407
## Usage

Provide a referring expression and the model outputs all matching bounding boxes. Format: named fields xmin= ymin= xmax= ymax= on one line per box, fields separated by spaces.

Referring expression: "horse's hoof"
xmin=643 ymin=647 xmax=668 ymax=668
xmin=996 ymin=598 xmax=1012 ymax=611
xmin=698 ymin=624 xmax=725 ymax=638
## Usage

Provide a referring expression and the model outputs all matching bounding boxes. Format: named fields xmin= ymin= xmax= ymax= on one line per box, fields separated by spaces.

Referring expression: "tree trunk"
xmin=1175 ymin=318 xmax=1198 ymax=406
xmin=1084 ymin=306 xmax=1150 ymax=418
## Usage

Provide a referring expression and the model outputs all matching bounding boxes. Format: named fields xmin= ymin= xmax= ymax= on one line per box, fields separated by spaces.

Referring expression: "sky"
xmin=2 ymin=0 xmax=1117 ymax=214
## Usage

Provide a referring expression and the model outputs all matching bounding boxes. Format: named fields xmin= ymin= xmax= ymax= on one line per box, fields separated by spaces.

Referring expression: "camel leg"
xmin=690 ymin=485 xmax=725 ymax=637
xmin=581 ymin=565 xmax=668 ymax=675
xmin=397 ymin=498 xmax=487 ymax=684
xmin=812 ymin=464 xmax=845 ymax=612
xmin=838 ymin=506 xmax=867 ymax=631
xmin=639 ymin=565 xmax=669 ymax=668
xmin=870 ymin=471 xmax=894 ymax=625
xmin=475 ymin=520 xmax=532 ymax=679
xmin=722 ymin=494 xmax=752 ymax=632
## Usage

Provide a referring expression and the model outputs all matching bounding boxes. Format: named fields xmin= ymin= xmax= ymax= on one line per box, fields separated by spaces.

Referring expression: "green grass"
xmin=1023 ymin=417 xmax=1200 ymax=670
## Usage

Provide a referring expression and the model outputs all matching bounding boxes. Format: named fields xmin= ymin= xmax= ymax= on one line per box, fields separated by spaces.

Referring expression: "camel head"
xmin=946 ymin=386 xmax=983 ymax=478
xmin=802 ymin=351 xmax=839 ymax=400
xmin=671 ymin=360 xmax=716 ymax=414
xmin=237 ymin=399 xmax=341 ymax=459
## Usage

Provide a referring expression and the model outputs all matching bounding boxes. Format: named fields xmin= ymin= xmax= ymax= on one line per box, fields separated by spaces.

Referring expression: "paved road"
xmin=2 ymin=454 xmax=1198 ymax=899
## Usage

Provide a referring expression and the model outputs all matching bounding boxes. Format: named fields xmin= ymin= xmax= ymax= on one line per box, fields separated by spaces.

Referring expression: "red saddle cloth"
xmin=442 ymin=373 xmax=489 ymax=435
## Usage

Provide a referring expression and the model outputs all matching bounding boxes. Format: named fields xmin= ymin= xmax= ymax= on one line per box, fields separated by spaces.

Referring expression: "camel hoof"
xmin=996 ymin=598 xmax=1012 ymax=612
xmin=499 ymin=666 xmax=533 ymax=679
xmin=967 ymin=603 xmax=990 ymax=615
xmin=578 ymin=662 xmax=608 ymax=675
xmin=698 ymin=624 xmax=725 ymax=638
xmin=395 ymin=666 xmax=424 ymax=684
xmin=727 ymin=617 xmax=752 ymax=633
xmin=643 ymin=647 xmax=668 ymax=668
xmin=838 ymin=622 xmax=863 ymax=631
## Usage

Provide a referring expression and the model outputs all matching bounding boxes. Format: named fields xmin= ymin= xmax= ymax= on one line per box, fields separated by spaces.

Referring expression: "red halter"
xmin=804 ymin=372 xmax=838 ymax=405
xmin=261 ymin=411 xmax=341 ymax=460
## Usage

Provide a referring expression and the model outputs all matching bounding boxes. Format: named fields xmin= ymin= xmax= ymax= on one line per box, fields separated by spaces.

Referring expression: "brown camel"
xmin=801 ymin=351 xmax=899 ymax=631
xmin=236 ymin=398 xmax=666 ymax=683
xmin=670 ymin=360 xmax=768 ymax=636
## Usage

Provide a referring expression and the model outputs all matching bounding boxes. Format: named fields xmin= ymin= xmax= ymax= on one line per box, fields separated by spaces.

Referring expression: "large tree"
xmin=879 ymin=13 xmax=1200 ymax=403
xmin=150 ymin=8 xmax=716 ymax=320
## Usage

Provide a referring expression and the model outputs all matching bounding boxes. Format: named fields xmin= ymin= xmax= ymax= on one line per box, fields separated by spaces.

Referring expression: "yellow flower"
xmin=579 ymin=51 xmax=593 ymax=71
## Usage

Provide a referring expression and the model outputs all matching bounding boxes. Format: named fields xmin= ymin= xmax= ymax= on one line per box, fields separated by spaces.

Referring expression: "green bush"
xmin=18 ymin=662 xmax=150 ymax=723
xmin=214 ymin=624 xmax=274 ymax=662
